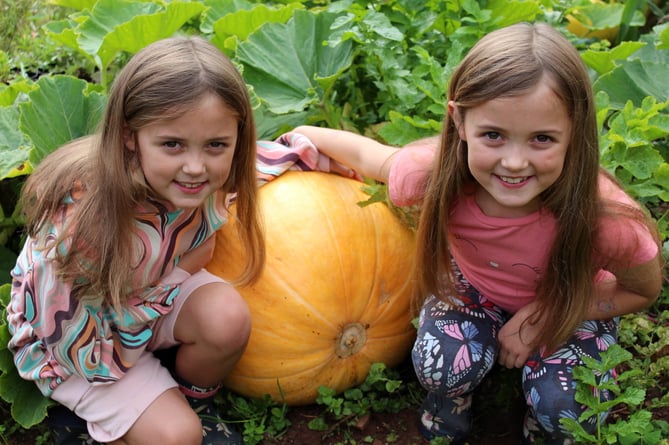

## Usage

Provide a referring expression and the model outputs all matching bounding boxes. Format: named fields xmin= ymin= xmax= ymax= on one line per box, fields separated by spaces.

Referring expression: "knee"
xmin=411 ymin=334 xmax=495 ymax=394
xmin=199 ymin=287 xmax=251 ymax=352
xmin=149 ymin=410 xmax=202 ymax=445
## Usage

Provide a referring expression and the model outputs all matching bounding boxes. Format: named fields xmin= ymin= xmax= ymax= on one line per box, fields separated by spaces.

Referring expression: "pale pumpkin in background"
xmin=208 ymin=171 xmax=416 ymax=405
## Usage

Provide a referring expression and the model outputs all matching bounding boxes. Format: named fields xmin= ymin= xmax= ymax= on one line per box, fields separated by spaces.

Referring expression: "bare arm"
xmin=498 ymin=254 xmax=663 ymax=369
xmin=293 ymin=125 xmax=399 ymax=182
xmin=588 ymin=254 xmax=663 ymax=320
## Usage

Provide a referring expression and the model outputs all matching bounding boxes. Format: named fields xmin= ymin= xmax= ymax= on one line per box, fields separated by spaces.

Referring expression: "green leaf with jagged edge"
xmin=77 ymin=0 xmax=206 ymax=75
xmin=567 ymin=1 xmax=644 ymax=35
xmin=45 ymin=0 xmax=207 ymax=84
xmin=208 ymin=2 xmax=303 ymax=53
xmin=594 ymin=59 xmax=669 ymax=109
xmin=0 ymin=78 xmax=35 ymax=107
xmin=0 ymin=284 xmax=53 ymax=428
xmin=47 ymin=0 xmax=97 ymax=10
xmin=19 ymin=75 xmax=106 ymax=167
xmin=581 ymin=41 xmax=646 ymax=75
xmin=199 ymin=0 xmax=253 ymax=34
xmin=0 ymin=106 xmax=31 ymax=180
xmin=235 ymin=9 xmax=354 ymax=115
xmin=485 ymin=0 xmax=542 ymax=28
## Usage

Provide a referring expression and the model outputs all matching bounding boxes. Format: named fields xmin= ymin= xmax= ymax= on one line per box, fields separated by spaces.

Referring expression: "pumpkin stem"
xmin=335 ymin=322 xmax=367 ymax=358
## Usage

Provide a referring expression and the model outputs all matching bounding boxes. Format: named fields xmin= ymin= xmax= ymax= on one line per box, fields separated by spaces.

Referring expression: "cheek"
xmin=466 ymin=144 xmax=493 ymax=173
xmin=535 ymin=150 xmax=567 ymax=176
xmin=212 ymin=153 xmax=236 ymax=182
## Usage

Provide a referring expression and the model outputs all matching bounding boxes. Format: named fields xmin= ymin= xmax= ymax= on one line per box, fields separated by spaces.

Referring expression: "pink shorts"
xmin=51 ymin=269 xmax=227 ymax=442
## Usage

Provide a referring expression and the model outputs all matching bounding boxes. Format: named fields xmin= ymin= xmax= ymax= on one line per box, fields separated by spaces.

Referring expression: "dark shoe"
xmin=46 ymin=405 xmax=100 ymax=445
xmin=418 ymin=392 xmax=472 ymax=444
xmin=184 ymin=393 xmax=242 ymax=445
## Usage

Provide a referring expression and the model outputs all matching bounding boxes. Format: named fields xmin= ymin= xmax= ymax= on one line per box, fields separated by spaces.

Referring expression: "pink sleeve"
xmin=595 ymin=215 xmax=658 ymax=270
xmin=388 ymin=145 xmax=435 ymax=206
xmin=595 ymin=175 xmax=659 ymax=271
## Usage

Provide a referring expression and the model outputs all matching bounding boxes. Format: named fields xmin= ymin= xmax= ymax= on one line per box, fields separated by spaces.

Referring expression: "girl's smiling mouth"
xmin=175 ymin=181 xmax=207 ymax=193
xmin=497 ymin=175 xmax=530 ymax=186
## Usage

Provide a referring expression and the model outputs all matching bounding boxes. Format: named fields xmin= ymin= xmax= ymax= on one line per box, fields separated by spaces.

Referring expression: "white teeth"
xmin=499 ymin=176 xmax=526 ymax=184
xmin=180 ymin=182 xmax=201 ymax=189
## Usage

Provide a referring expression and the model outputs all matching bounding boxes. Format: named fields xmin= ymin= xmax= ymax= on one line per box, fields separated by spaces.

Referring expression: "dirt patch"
xmin=265 ymin=390 xmax=525 ymax=445
xmin=251 ymin=364 xmax=526 ymax=445
xmin=4 ymin=362 xmax=668 ymax=445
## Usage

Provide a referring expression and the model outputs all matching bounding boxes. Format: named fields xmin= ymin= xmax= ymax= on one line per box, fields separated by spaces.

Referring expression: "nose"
xmin=182 ymin=152 xmax=206 ymax=176
xmin=500 ymin=144 xmax=529 ymax=171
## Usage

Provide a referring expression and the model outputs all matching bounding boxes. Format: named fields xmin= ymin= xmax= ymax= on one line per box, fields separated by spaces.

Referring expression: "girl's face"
xmin=125 ymin=93 xmax=238 ymax=210
xmin=452 ymin=78 xmax=571 ymax=218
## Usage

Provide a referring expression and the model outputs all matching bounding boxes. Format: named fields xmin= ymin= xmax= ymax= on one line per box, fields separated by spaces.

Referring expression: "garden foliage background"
xmin=0 ymin=0 xmax=668 ymax=443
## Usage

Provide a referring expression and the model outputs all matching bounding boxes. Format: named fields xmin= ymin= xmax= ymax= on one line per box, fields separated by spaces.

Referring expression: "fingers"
xmin=329 ymin=160 xmax=357 ymax=178
xmin=497 ymin=351 xmax=526 ymax=369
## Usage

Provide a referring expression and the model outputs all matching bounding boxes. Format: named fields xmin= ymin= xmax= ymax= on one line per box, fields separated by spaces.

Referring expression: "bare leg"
xmin=108 ymin=388 xmax=201 ymax=445
xmin=173 ymin=281 xmax=251 ymax=387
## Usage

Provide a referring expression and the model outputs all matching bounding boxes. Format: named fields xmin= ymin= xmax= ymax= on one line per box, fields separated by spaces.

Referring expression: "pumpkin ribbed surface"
xmin=207 ymin=171 xmax=416 ymax=405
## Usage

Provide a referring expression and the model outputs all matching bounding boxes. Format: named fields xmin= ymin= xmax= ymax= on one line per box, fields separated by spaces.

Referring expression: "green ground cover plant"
xmin=0 ymin=0 xmax=668 ymax=444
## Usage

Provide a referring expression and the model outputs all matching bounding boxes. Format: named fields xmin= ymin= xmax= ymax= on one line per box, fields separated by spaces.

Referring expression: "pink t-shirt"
xmin=388 ymin=145 xmax=658 ymax=313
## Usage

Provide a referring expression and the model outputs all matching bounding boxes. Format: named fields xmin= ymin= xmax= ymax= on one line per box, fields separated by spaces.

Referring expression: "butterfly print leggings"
xmin=412 ymin=266 xmax=618 ymax=444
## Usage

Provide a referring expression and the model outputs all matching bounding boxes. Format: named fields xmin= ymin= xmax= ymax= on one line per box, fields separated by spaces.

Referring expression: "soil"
xmin=3 ymin=361 xmax=667 ymax=445
xmin=0 ymin=365 xmax=525 ymax=445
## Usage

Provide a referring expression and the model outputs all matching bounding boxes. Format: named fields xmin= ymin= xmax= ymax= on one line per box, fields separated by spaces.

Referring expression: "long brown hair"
xmin=21 ymin=36 xmax=264 ymax=309
xmin=414 ymin=22 xmax=656 ymax=349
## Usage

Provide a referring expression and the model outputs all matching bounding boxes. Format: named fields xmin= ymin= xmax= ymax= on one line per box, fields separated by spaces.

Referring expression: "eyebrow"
xmin=474 ymin=124 xmax=565 ymax=135
xmin=154 ymin=134 xmax=236 ymax=142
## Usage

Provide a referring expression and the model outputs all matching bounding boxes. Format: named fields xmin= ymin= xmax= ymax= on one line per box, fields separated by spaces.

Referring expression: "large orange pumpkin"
xmin=207 ymin=171 xmax=416 ymax=405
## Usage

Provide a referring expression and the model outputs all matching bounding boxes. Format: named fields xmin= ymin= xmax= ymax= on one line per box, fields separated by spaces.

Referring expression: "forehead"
xmin=465 ymin=79 xmax=569 ymax=131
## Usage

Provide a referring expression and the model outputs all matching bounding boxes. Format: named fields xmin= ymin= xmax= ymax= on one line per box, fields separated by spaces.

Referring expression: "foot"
xmin=523 ymin=410 xmax=575 ymax=445
xmin=418 ymin=392 xmax=472 ymax=444
xmin=184 ymin=393 xmax=242 ymax=445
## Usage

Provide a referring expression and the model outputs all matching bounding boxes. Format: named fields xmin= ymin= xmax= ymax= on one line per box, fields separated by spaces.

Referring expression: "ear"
xmin=447 ymin=101 xmax=467 ymax=141
xmin=123 ymin=124 xmax=136 ymax=151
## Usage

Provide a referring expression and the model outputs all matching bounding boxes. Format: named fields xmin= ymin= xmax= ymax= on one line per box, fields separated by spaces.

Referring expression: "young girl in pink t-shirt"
xmin=290 ymin=22 xmax=663 ymax=445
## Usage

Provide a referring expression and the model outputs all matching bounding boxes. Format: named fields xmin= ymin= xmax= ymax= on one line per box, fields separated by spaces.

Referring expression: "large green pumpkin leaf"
xmin=660 ymin=24 xmax=669 ymax=49
xmin=77 ymin=0 xmax=159 ymax=64
xmin=594 ymin=60 xmax=669 ymax=109
xmin=581 ymin=41 xmax=646 ymax=75
xmin=200 ymin=0 xmax=253 ymax=34
xmin=236 ymin=9 xmax=354 ymax=114
xmin=0 ymin=78 xmax=35 ymax=107
xmin=486 ymin=0 xmax=542 ymax=28
xmin=0 ymin=369 xmax=52 ymax=429
xmin=47 ymin=0 xmax=97 ymax=11
xmin=210 ymin=3 xmax=303 ymax=52
xmin=45 ymin=17 xmax=88 ymax=56
xmin=0 ymin=284 xmax=14 ymax=373
xmin=0 ymin=106 xmax=31 ymax=179
xmin=77 ymin=0 xmax=205 ymax=76
xmin=19 ymin=75 xmax=106 ymax=167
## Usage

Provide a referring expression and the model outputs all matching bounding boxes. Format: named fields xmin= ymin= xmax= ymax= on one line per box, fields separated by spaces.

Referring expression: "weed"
xmin=221 ymin=391 xmax=291 ymax=445
xmin=307 ymin=363 xmax=422 ymax=441
xmin=561 ymin=343 xmax=669 ymax=444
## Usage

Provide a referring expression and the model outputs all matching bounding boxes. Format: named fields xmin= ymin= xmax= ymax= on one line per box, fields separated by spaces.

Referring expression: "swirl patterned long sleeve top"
xmin=7 ymin=134 xmax=329 ymax=397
